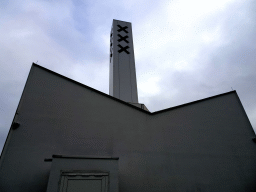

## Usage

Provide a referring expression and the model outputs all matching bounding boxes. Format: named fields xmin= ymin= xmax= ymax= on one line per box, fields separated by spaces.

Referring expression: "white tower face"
xmin=109 ymin=19 xmax=138 ymax=103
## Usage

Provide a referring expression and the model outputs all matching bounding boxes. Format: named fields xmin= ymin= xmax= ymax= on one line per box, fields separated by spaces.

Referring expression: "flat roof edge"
xmin=32 ymin=63 xmax=151 ymax=114
xmin=152 ymin=91 xmax=237 ymax=115
xmin=52 ymin=155 xmax=119 ymax=160
xmin=32 ymin=64 xmax=236 ymax=116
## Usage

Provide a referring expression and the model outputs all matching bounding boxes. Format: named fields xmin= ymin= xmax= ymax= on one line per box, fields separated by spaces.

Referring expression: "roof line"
xmin=113 ymin=19 xmax=130 ymax=23
xmin=33 ymin=63 xmax=236 ymax=116
xmin=52 ymin=154 xmax=119 ymax=160
xmin=32 ymin=63 xmax=151 ymax=114
xmin=152 ymin=90 xmax=236 ymax=115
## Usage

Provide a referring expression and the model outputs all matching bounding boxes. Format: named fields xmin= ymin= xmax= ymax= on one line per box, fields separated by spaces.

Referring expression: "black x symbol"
xmin=118 ymin=34 xmax=129 ymax=43
xmin=118 ymin=44 xmax=130 ymax=54
xmin=117 ymin=25 xmax=128 ymax=33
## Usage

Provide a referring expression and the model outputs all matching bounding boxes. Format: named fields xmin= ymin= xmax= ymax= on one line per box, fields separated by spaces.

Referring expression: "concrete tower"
xmin=109 ymin=19 xmax=138 ymax=103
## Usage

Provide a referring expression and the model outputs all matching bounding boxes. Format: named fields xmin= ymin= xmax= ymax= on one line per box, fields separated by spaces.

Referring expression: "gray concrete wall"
xmin=0 ymin=64 xmax=255 ymax=192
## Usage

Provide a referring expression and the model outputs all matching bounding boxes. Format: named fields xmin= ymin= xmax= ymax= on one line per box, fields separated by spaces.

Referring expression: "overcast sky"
xmin=1 ymin=0 xmax=256 ymax=152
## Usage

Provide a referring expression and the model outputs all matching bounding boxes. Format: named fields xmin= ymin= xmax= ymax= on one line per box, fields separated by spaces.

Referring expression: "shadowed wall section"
xmin=0 ymin=64 xmax=255 ymax=192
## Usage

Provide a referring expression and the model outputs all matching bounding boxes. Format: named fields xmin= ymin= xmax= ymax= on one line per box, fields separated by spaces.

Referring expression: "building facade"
xmin=0 ymin=20 xmax=256 ymax=192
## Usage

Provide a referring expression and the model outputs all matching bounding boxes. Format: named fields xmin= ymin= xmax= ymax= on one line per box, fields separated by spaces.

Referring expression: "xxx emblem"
xmin=118 ymin=44 xmax=130 ymax=54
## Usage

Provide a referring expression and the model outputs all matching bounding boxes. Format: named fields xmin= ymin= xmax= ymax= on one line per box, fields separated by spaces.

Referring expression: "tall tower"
xmin=109 ymin=19 xmax=138 ymax=103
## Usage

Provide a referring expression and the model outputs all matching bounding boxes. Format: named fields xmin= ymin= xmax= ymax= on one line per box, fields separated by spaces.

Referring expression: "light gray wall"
xmin=0 ymin=64 xmax=255 ymax=192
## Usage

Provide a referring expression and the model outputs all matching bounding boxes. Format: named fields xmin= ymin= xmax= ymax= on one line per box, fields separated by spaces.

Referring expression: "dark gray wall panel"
xmin=0 ymin=64 xmax=255 ymax=192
